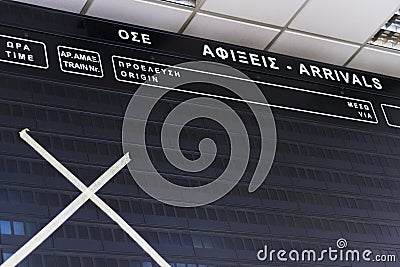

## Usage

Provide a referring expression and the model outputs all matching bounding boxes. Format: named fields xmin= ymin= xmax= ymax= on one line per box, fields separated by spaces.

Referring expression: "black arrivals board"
xmin=0 ymin=1 xmax=399 ymax=267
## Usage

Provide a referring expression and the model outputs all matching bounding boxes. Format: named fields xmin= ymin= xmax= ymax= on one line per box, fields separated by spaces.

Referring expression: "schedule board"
xmin=0 ymin=1 xmax=399 ymax=266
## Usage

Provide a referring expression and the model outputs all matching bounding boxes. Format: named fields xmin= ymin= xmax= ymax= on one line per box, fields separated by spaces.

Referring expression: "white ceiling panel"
xmin=9 ymin=0 xmax=400 ymax=79
xmin=12 ymin=0 xmax=86 ymax=13
xmin=269 ymin=30 xmax=360 ymax=65
xmin=348 ymin=46 xmax=400 ymax=78
xmin=290 ymin=0 xmax=400 ymax=43
xmin=87 ymin=0 xmax=192 ymax=32
xmin=201 ymin=0 xmax=306 ymax=27
xmin=184 ymin=13 xmax=280 ymax=49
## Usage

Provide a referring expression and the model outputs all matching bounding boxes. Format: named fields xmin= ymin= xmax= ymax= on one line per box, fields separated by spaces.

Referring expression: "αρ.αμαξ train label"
xmin=57 ymin=46 xmax=103 ymax=78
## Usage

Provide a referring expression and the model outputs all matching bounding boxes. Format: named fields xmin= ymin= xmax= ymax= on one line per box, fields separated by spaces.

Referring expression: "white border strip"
xmin=111 ymin=55 xmax=378 ymax=125
xmin=57 ymin=45 xmax=104 ymax=78
xmin=381 ymin=103 xmax=400 ymax=128
xmin=0 ymin=34 xmax=49 ymax=69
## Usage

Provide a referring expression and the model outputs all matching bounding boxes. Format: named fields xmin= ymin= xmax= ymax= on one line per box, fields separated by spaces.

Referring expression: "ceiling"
xmin=11 ymin=0 xmax=400 ymax=79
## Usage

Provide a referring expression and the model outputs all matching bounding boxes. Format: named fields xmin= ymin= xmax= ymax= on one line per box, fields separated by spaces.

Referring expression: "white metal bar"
xmin=1 ymin=129 xmax=170 ymax=267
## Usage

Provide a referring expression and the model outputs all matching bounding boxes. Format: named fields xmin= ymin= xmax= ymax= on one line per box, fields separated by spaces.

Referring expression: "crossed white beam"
xmin=1 ymin=129 xmax=170 ymax=267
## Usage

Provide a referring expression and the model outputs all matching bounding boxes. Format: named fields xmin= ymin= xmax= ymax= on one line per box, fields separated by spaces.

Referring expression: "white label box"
xmin=0 ymin=34 xmax=48 ymax=69
xmin=381 ymin=104 xmax=400 ymax=128
xmin=58 ymin=46 xmax=104 ymax=78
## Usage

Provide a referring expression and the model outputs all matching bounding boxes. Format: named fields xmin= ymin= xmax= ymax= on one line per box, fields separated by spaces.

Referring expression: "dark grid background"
xmin=0 ymin=2 xmax=399 ymax=267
